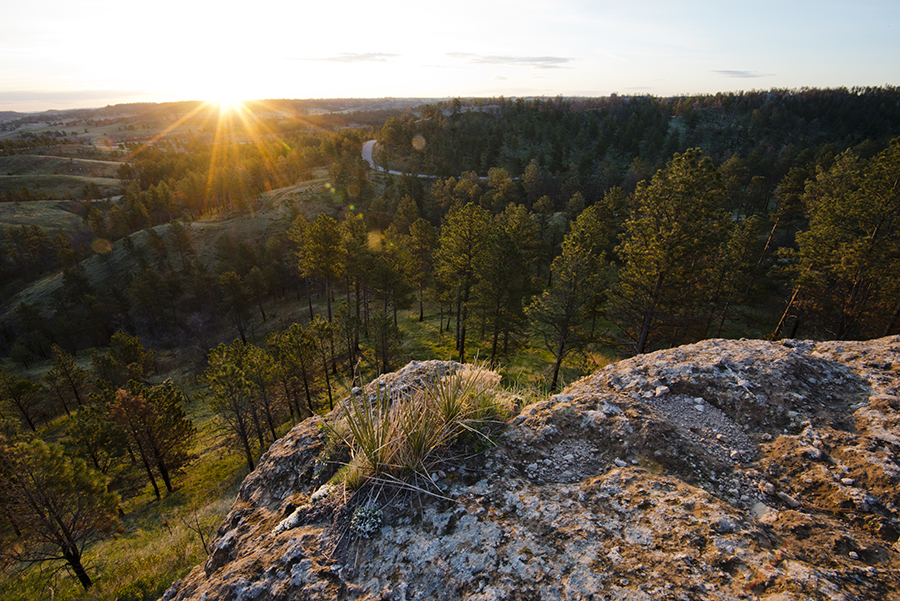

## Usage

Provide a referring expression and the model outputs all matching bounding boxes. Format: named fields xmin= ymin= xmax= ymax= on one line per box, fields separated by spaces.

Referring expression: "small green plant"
xmin=334 ymin=460 xmax=368 ymax=491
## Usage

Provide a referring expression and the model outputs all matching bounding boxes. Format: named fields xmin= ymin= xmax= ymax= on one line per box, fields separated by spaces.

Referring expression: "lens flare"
xmin=92 ymin=238 xmax=112 ymax=254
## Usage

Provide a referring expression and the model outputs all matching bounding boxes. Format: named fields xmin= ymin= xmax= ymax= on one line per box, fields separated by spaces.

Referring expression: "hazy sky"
xmin=2 ymin=0 xmax=898 ymax=112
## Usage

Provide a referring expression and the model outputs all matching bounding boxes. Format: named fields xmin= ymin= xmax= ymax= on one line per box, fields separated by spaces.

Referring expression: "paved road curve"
xmin=361 ymin=140 xmax=438 ymax=178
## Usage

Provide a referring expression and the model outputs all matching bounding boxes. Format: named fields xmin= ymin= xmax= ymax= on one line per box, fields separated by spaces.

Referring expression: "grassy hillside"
xmin=0 ymin=169 xmax=333 ymax=324
xmin=0 ymin=155 xmax=120 ymax=177
xmin=0 ymin=174 xmax=340 ymax=598
xmin=0 ymin=174 xmax=119 ymax=197
xmin=0 ymin=200 xmax=87 ymax=232
xmin=0 ymin=154 xmax=123 ymax=200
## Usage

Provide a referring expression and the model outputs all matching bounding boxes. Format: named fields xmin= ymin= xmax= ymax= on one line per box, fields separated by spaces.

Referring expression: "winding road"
xmin=361 ymin=140 xmax=438 ymax=179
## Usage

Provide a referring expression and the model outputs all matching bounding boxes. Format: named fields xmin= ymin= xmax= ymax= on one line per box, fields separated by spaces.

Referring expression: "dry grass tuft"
xmin=328 ymin=362 xmax=508 ymax=491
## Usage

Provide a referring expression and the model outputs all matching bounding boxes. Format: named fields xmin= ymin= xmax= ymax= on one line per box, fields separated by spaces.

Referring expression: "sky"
xmin=1 ymin=0 xmax=898 ymax=112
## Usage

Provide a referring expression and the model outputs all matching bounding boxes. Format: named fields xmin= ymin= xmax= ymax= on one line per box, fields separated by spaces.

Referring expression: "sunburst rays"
xmin=121 ymin=98 xmax=338 ymax=218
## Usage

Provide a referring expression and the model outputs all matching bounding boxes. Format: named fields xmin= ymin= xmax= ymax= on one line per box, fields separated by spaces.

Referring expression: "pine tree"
xmin=300 ymin=214 xmax=346 ymax=322
xmin=0 ymin=369 xmax=44 ymax=432
xmin=526 ymin=204 xmax=614 ymax=390
xmin=218 ymin=271 xmax=250 ymax=343
xmin=200 ymin=342 xmax=258 ymax=470
xmin=91 ymin=331 xmax=157 ymax=389
xmin=408 ymin=218 xmax=437 ymax=322
xmin=167 ymin=220 xmax=195 ymax=269
xmin=43 ymin=344 xmax=89 ymax=416
xmin=435 ymin=202 xmax=491 ymax=362
xmin=608 ymin=149 xmax=731 ymax=354
xmin=109 ymin=381 xmax=196 ymax=498
xmin=777 ymin=139 xmax=900 ymax=338
xmin=63 ymin=403 xmax=129 ymax=477
xmin=309 ymin=315 xmax=336 ymax=410
xmin=0 ymin=439 xmax=119 ymax=590
xmin=473 ymin=205 xmax=538 ymax=366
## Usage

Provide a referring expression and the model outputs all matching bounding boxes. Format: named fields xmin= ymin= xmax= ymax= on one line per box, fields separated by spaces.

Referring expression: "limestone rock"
xmin=162 ymin=337 xmax=900 ymax=600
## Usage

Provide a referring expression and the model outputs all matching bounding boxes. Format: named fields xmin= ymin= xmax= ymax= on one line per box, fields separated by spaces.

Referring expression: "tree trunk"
xmin=418 ymin=283 xmax=425 ymax=322
xmin=330 ymin=331 xmax=338 ymax=375
xmin=15 ymin=402 xmax=36 ymax=432
xmin=264 ymin=397 xmax=278 ymax=440
xmin=251 ymin=407 xmax=266 ymax=456
xmin=134 ymin=442 xmax=161 ymax=500
xmin=257 ymin=300 xmax=267 ymax=323
xmin=56 ymin=393 xmax=72 ymax=417
xmin=241 ymin=433 xmax=255 ymax=471
xmin=789 ymin=316 xmax=801 ymax=338
xmin=322 ymin=356 xmax=333 ymax=410
xmin=550 ymin=338 xmax=566 ymax=393
xmin=883 ymin=297 xmax=900 ymax=337
xmin=636 ymin=272 xmax=664 ymax=355
xmin=232 ymin=296 xmax=247 ymax=344
xmin=489 ymin=298 xmax=502 ymax=368
xmin=458 ymin=285 xmax=471 ymax=363
xmin=299 ymin=362 xmax=314 ymax=415
xmin=773 ymin=284 xmax=802 ymax=340
xmin=157 ymin=457 xmax=174 ymax=493
xmin=64 ymin=547 xmax=93 ymax=590
xmin=326 ymin=280 xmax=333 ymax=322
xmin=3 ymin=506 xmax=21 ymax=537
xmin=455 ymin=293 xmax=462 ymax=354
xmin=69 ymin=378 xmax=83 ymax=406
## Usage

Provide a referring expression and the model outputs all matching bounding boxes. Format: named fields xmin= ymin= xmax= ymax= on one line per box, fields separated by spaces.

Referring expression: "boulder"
xmin=162 ymin=339 xmax=900 ymax=600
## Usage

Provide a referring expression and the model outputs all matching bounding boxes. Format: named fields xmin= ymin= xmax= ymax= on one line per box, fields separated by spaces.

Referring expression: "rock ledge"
xmin=163 ymin=338 xmax=900 ymax=600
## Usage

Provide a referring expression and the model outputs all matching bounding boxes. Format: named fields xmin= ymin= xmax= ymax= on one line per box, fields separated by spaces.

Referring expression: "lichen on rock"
xmin=162 ymin=337 xmax=900 ymax=601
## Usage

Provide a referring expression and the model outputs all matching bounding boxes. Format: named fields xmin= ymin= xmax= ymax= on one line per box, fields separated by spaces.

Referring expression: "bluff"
xmin=162 ymin=337 xmax=900 ymax=600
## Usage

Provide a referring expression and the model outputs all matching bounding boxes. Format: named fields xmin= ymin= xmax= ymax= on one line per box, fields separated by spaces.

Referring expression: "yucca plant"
xmin=424 ymin=363 xmax=502 ymax=428
xmin=425 ymin=365 xmax=473 ymax=426
xmin=340 ymin=387 xmax=397 ymax=477
xmin=328 ymin=363 xmax=507 ymax=491
xmin=394 ymin=392 xmax=451 ymax=476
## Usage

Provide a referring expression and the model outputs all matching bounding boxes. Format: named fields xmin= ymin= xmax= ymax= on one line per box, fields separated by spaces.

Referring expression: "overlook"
xmin=163 ymin=336 xmax=900 ymax=600
xmin=0 ymin=90 xmax=898 ymax=599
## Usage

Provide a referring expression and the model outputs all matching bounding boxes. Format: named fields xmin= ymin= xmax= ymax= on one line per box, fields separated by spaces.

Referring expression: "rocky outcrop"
xmin=162 ymin=338 xmax=900 ymax=600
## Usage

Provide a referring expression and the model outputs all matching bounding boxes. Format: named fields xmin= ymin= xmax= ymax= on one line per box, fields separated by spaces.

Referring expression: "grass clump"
xmin=342 ymin=387 xmax=396 ymax=478
xmin=328 ymin=362 xmax=507 ymax=492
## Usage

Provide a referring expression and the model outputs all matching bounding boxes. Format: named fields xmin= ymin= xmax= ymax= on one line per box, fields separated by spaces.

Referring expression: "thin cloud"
xmin=0 ymin=89 xmax=145 ymax=103
xmin=712 ymin=70 xmax=771 ymax=79
xmin=448 ymin=52 xmax=572 ymax=69
xmin=0 ymin=89 xmax=150 ymax=111
xmin=294 ymin=53 xmax=399 ymax=63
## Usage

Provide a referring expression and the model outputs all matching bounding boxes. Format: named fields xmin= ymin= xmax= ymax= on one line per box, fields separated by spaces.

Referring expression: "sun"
xmin=214 ymin=96 xmax=245 ymax=115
